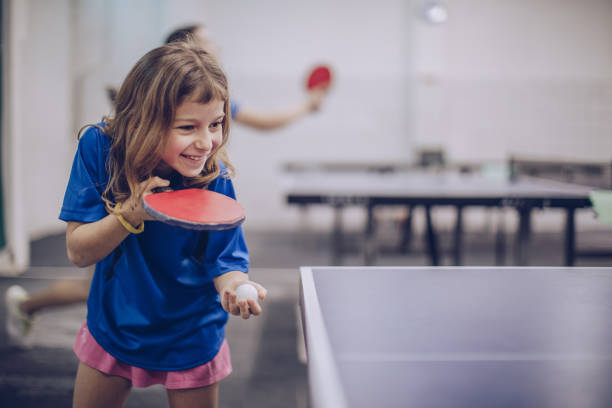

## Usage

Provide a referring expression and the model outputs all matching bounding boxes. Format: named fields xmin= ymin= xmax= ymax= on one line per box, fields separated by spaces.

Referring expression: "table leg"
xmin=398 ymin=206 xmax=414 ymax=253
xmin=514 ymin=206 xmax=532 ymax=266
xmin=564 ymin=208 xmax=576 ymax=266
xmin=425 ymin=205 xmax=440 ymax=266
xmin=364 ymin=204 xmax=376 ymax=265
xmin=331 ymin=204 xmax=344 ymax=265
xmin=495 ymin=209 xmax=506 ymax=266
xmin=452 ymin=205 xmax=464 ymax=265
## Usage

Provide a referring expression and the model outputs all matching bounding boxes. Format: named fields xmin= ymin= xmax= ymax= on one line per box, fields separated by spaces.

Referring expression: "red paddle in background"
xmin=143 ymin=189 xmax=245 ymax=230
xmin=305 ymin=64 xmax=333 ymax=91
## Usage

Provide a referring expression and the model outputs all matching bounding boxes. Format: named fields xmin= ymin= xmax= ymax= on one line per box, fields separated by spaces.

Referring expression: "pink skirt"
xmin=73 ymin=322 xmax=232 ymax=389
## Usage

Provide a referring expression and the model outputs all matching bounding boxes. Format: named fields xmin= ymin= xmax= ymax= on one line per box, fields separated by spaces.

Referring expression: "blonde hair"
xmin=88 ymin=41 xmax=234 ymax=210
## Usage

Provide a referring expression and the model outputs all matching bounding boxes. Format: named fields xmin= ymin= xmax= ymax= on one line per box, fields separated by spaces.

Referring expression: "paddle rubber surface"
xmin=143 ymin=188 xmax=246 ymax=230
xmin=306 ymin=65 xmax=333 ymax=90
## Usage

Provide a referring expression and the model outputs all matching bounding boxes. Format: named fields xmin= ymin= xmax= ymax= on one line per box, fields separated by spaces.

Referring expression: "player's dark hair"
xmin=165 ymin=24 xmax=202 ymax=44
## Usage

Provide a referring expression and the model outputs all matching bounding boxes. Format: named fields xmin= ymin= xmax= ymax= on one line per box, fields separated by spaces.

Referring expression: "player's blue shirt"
xmin=59 ymin=125 xmax=249 ymax=370
xmin=230 ymin=101 xmax=240 ymax=119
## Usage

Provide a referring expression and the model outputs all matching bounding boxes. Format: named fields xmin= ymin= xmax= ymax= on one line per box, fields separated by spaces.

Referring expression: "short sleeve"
xmin=202 ymin=169 xmax=249 ymax=276
xmin=59 ymin=125 xmax=111 ymax=223
xmin=230 ymin=101 xmax=240 ymax=119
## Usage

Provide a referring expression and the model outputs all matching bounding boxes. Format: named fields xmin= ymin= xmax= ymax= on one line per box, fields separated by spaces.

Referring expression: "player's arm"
xmin=66 ymin=177 xmax=169 ymax=267
xmin=214 ymin=271 xmax=267 ymax=319
xmin=233 ymin=89 xmax=326 ymax=131
xmin=66 ymin=216 xmax=132 ymax=268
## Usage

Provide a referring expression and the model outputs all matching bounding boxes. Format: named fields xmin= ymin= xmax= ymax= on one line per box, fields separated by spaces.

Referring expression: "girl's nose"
xmin=194 ymin=131 xmax=213 ymax=151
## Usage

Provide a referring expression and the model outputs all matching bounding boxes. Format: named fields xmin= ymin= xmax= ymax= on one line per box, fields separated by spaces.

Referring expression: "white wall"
xmin=21 ymin=0 xmax=73 ymax=238
xmin=411 ymin=0 xmax=612 ymax=161
xmin=4 ymin=0 xmax=612 ymax=268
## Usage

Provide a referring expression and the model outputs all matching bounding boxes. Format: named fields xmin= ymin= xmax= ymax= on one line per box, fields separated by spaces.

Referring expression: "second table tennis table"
xmin=284 ymin=170 xmax=593 ymax=266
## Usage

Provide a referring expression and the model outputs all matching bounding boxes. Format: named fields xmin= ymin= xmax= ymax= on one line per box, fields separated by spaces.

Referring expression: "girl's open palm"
xmin=221 ymin=280 xmax=267 ymax=319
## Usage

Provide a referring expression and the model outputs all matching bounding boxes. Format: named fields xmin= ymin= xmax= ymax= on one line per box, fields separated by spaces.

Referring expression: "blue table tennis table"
xmin=284 ymin=170 xmax=593 ymax=266
xmin=299 ymin=266 xmax=612 ymax=408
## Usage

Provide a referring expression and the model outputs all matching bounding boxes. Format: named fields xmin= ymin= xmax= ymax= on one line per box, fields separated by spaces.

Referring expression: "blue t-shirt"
xmin=230 ymin=101 xmax=240 ymax=119
xmin=59 ymin=125 xmax=249 ymax=370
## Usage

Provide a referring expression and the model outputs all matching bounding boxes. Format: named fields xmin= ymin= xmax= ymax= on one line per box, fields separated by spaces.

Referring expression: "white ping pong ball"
xmin=236 ymin=283 xmax=258 ymax=301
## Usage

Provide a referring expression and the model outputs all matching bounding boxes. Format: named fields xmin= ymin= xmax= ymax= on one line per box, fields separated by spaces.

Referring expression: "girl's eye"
xmin=210 ymin=121 xmax=223 ymax=129
xmin=179 ymin=125 xmax=195 ymax=131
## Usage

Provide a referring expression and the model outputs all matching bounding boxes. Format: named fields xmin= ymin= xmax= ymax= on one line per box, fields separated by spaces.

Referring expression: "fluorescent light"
xmin=423 ymin=1 xmax=448 ymax=24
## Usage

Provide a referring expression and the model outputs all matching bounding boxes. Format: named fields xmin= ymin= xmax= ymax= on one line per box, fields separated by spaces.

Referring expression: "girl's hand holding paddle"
xmin=115 ymin=177 xmax=170 ymax=227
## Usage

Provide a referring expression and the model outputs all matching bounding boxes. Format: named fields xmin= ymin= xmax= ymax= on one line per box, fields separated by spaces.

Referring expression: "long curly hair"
xmin=87 ymin=41 xmax=234 ymax=210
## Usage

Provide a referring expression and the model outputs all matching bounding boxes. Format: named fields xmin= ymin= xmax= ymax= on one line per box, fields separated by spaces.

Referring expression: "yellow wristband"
xmin=114 ymin=202 xmax=145 ymax=234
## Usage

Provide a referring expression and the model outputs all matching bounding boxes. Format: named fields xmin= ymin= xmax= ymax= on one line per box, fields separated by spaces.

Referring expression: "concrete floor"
xmin=1 ymin=224 xmax=610 ymax=407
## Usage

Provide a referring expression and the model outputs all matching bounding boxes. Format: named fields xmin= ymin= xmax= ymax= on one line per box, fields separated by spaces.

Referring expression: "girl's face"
xmin=159 ymin=98 xmax=225 ymax=178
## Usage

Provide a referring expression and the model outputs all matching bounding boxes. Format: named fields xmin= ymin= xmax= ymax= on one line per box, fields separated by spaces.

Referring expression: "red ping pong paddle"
xmin=305 ymin=64 xmax=333 ymax=91
xmin=143 ymin=188 xmax=245 ymax=230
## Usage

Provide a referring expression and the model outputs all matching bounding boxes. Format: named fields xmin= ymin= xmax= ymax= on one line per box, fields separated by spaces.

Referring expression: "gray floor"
xmin=1 ymin=223 xmax=611 ymax=407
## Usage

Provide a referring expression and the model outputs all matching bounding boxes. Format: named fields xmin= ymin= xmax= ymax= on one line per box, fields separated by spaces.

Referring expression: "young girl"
xmin=60 ymin=41 xmax=266 ymax=408
xmin=4 ymin=21 xmax=328 ymax=349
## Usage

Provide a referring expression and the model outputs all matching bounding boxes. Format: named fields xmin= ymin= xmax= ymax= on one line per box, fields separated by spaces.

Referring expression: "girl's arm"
xmin=66 ymin=216 xmax=132 ymax=267
xmin=214 ymin=271 xmax=267 ymax=320
xmin=66 ymin=176 xmax=169 ymax=267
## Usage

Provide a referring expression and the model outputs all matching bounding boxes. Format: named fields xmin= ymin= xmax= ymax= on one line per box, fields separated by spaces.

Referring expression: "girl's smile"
xmin=179 ymin=153 xmax=206 ymax=169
